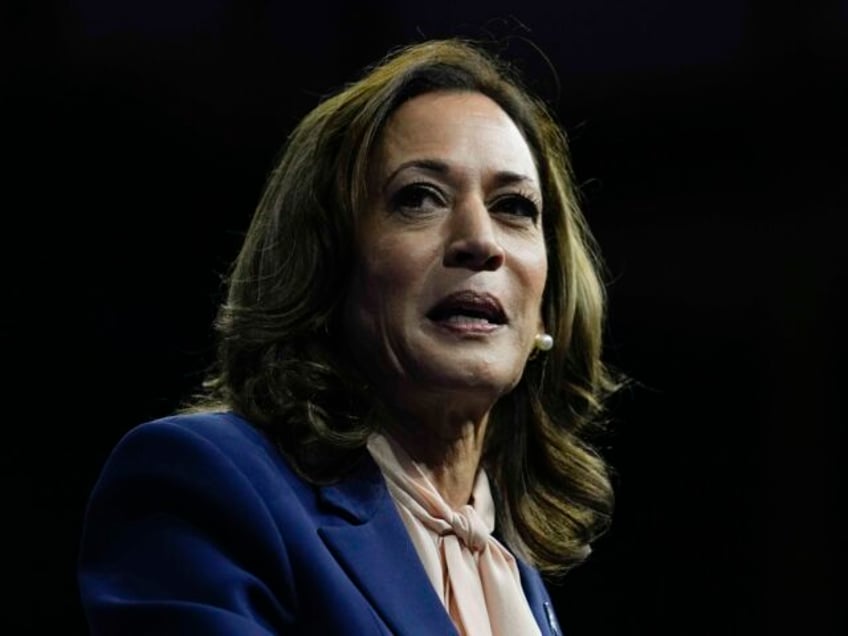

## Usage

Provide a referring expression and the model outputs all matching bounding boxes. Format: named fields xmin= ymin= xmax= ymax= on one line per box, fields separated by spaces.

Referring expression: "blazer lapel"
xmin=516 ymin=557 xmax=562 ymax=636
xmin=317 ymin=456 xmax=458 ymax=636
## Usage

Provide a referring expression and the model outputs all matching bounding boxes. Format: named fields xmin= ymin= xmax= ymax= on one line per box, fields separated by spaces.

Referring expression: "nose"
xmin=443 ymin=198 xmax=505 ymax=271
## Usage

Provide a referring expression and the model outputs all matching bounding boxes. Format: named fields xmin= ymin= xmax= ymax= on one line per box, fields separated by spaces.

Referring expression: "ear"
xmin=536 ymin=311 xmax=546 ymax=338
xmin=528 ymin=314 xmax=547 ymax=359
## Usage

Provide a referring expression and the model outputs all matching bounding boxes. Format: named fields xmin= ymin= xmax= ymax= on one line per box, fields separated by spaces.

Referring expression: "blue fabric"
xmin=78 ymin=411 xmax=562 ymax=635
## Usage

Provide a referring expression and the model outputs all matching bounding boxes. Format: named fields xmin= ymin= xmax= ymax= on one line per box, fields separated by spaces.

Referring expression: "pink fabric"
xmin=367 ymin=432 xmax=542 ymax=636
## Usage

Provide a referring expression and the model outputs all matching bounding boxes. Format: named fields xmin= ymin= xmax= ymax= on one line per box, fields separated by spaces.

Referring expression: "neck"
xmin=380 ymin=398 xmax=490 ymax=509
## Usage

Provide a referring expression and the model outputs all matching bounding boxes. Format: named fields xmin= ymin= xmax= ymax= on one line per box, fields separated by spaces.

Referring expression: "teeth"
xmin=427 ymin=295 xmax=505 ymax=325
xmin=444 ymin=315 xmax=491 ymax=325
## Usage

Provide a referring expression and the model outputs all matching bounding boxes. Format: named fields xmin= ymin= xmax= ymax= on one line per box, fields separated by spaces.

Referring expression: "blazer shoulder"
xmin=95 ymin=410 xmax=316 ymax=514
xmin=133 ymin=410 xmax=271 ymax=453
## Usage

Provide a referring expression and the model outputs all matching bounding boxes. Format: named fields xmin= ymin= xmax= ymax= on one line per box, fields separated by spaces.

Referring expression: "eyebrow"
xmin=382 ymin=159 xmax=539 ymax=192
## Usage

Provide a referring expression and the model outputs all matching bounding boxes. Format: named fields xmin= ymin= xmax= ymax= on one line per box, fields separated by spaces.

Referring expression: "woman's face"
xmin=345 ymin=90 xmax=548 ymax=410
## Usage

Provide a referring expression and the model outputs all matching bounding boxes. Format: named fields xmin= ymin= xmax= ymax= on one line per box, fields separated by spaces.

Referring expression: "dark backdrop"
xmin=5 ymin=1 xmax=845 ymax=634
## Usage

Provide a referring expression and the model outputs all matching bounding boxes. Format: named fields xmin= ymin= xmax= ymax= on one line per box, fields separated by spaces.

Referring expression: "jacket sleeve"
xmin=78 ymin=420 xmax=297 ymax=635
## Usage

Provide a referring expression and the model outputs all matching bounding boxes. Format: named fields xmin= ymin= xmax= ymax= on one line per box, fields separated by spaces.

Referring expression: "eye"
xmin=490 ymin=194 xmax=541 ymax=221
xmin=390 ymin=183 xmax=446 ymax=215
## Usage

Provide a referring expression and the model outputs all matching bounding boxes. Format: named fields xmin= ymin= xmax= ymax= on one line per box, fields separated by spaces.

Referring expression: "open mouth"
xmin=426 ymin=291 xmax=507 ymax=327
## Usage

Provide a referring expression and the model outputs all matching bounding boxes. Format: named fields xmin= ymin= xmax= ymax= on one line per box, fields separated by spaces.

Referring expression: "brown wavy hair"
xmin=185 ymin=38 xmax=621 ymax=576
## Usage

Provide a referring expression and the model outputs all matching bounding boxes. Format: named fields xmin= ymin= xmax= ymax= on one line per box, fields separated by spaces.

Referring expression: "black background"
xmin=4 ymin=1 xmax=846 ymax=634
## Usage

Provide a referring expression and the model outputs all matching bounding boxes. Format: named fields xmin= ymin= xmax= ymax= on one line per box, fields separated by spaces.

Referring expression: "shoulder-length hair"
xmin=187 ymin=38 xmax=620 ymax=576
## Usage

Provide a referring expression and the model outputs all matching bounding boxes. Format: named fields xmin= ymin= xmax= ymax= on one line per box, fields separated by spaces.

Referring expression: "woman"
xmin=78 ymin=38 xmax=619 ymax=635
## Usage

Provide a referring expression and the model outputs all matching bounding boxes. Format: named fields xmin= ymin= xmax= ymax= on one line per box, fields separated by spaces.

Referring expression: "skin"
xmin=345 ymin=90 xmax=548 ymax=508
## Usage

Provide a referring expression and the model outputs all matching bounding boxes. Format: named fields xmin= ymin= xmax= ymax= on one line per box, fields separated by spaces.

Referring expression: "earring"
xmin=534 ymin=333 xmax=554 ymax=352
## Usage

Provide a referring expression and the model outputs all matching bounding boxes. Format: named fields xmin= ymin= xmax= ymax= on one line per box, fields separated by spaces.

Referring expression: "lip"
xmin=426 ymin=290 xmax=508 ymax=334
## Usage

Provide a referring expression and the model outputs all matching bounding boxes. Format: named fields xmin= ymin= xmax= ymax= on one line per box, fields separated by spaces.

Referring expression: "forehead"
xmin=374 ymin=91 xmax=540 ymax=184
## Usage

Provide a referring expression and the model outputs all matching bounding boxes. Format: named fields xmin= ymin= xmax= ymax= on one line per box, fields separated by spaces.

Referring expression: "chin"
xmin=414 ymin=347 xmax=525 ymax=397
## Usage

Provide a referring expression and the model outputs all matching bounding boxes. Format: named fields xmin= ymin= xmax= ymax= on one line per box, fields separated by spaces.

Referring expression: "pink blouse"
xmin=367 ymin=432 xmax=542 ymax=636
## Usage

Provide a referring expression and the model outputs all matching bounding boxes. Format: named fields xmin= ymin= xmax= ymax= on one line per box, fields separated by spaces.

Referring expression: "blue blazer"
xmin=79 ymin=412 xmax=563 ymax=635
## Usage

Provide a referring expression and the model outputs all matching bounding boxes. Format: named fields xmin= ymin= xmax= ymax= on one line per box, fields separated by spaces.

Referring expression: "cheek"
xmin=348 ymin=242 xmax=424 ymax=329
xmin=516 ymin=240 xmax=548 ymax=303
xmin=366 ymin=228 xmax=438 ymax=292
xmin=519 ymin=245 xmax=548 ymax=332
xmin=534 ymin=252 xmax=548 ymax=294
xmin=535 ymin=261 xmax=548 ymax=331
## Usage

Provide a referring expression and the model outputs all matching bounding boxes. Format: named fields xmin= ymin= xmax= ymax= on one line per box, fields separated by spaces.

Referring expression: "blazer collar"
xmin=317 ymin=453 xmax=387 ymax=523
xmin=317 ymin=455 xmax=559 ymax=636
xmin=317 ymin=454 xmax=459 ymax=635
